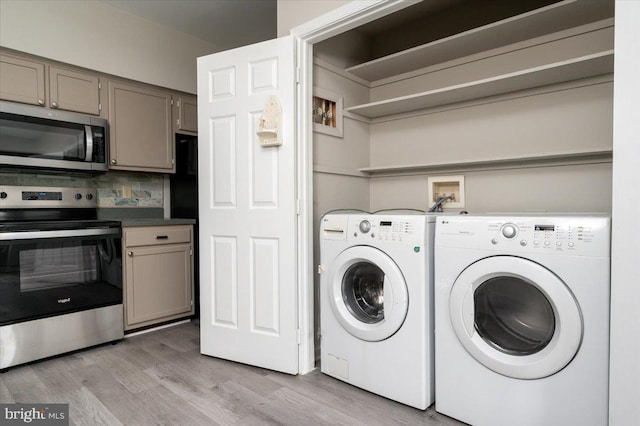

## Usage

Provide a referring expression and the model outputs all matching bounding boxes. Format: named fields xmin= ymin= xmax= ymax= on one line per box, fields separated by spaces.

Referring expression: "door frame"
xmin=290 ymin=0 xmax=414 ymax=374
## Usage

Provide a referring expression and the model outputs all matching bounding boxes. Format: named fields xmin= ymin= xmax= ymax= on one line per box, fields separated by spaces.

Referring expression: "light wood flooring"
xmin=0 ymin=321 xmax=464 ymax=425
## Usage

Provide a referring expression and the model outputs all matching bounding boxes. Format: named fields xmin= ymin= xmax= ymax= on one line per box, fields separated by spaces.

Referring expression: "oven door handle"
xmin=0 ymin=228 xmax=120 ymax=241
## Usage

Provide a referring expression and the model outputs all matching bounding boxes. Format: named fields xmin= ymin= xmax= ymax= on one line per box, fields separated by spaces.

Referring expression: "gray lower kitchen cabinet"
xmin=108 ymin=80 xmax=175 ymax=173
xmin=123 ymin=225 xmax=194 ymax=331
xmin=173 ymin=94 xmax=197 ymax=135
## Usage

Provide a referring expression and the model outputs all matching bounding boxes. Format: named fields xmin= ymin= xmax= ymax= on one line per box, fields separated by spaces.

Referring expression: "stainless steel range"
xmin=0 ymin=186 xmax=123 ymax=369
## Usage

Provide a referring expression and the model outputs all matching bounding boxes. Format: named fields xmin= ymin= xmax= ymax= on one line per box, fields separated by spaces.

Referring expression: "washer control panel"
xmin=320 ymin=214 xmax=428 ymax=245
xmin=371 ymin=219 xmax=416 ymax=242
xmin=359 ymin=220 xmax=371 ymax=234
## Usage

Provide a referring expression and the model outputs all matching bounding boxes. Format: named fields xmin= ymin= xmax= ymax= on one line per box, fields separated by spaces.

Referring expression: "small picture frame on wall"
xmin=312 ymin=87 xmax=343 ymax=138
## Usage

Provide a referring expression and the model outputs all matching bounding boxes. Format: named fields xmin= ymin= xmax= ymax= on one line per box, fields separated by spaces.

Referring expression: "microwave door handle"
xmin=85 ymin=125 xmax=94 ymax=162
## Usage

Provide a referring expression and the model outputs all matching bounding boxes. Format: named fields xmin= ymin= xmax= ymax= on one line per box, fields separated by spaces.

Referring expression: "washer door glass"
xmin=342 ymin=262 xmax=385 ymax=324
xmin=449 ymin=256 xmax=583 ymax=379
xmin=474 ymin=276 xmax=555 ymax=356
xmin=328 ymin=246 xmax=408 ymax=342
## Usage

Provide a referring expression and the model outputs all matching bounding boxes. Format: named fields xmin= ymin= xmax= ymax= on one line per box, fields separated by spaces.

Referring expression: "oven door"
xmin=0 ymin=226 xmax=122 ymax=326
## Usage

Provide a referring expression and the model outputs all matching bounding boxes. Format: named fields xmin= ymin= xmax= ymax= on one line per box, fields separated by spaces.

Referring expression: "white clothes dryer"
xmin=319 ymin=213 xmax=435 ymax=409
xmin=434 ymin=214 xmax=610 ymax=426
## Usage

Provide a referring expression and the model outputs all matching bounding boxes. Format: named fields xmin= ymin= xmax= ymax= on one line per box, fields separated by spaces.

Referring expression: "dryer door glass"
xmin=474 ymin=276 xmax=555 ymax=355
xmin=342 ymin=262 xmax=384 ymax=324
xmin=449 ymin=256 xmax=582 ymax=379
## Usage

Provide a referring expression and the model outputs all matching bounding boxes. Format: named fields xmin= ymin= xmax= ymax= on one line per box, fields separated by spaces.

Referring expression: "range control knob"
xmin=501 ymin=224 xmax=517 ymax=239
xmin=86 ymin=193 xmax=94 ymax=200
xmin=75 ymin=193 xmax=82 ymax=200
xmin=359 ymin=220 xmax=371 ymax=234
xmin=0 ymin=191 xmax=7 ymax=199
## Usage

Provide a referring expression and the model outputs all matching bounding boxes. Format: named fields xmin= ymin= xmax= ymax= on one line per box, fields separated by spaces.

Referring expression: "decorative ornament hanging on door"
xmin=257 ymin=96 xmax=282 ymax=147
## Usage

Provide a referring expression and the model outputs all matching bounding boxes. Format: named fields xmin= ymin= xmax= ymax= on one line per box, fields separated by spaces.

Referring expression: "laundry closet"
xmin=310 ymin=0 xmax=614 ymax=356
xmin=312 ymin=0 xmax=613 ymax=219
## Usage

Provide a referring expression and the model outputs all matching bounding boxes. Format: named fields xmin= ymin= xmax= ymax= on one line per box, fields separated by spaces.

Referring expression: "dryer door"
xmin=449 ymin=256 xmax=582 ymax=379
xmin=328 ymin=246 xmax=408 ymax=342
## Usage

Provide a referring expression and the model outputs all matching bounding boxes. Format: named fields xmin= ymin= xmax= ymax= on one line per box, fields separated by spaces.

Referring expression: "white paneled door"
xmin=197 ymin=36 xmax=298 ymax=374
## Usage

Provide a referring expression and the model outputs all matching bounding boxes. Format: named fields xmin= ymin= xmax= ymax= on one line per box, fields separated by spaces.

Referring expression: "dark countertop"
xmin=97 ymin=208 xmax=195 ymax=227
xmin=118 ymin=218 xmax=196 ymax=227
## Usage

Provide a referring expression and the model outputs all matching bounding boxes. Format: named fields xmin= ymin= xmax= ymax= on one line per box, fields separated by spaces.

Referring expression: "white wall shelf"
xmin=345 ymin=50 xmax=614 ymax=119
xmin=359 ymin=148 xmax=613 ymax=175
xmin=345 ymin=0 xmax=614 ymax=82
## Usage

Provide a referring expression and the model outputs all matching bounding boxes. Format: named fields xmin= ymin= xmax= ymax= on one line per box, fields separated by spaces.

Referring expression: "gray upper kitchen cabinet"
xmin=0 ymin=53 xmax=46 ymax=106
xmin=108 ymin=80 xmax=175 ymax=173
xmin=0 ymin=51 xmax=101 ymax=115
xmin=48 ymin=65 xmax=100 ymax=115
xmin=173 ymin=94 xmax=197 ymax=135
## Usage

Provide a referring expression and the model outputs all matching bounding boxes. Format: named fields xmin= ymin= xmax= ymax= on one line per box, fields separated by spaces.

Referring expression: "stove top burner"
xmin=1 ymin=219 xmax=121 ymax=233
xmin=0 ymin=208 xmax=102 ymax=223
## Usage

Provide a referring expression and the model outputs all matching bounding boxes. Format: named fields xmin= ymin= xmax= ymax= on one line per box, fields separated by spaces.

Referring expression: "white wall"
xmin=0 ymin=0 xmax=219 ymax=93
xmin=365 ymin=25 xmax=614 ymax=214
xmin=369 ymin=84 xmax=613 ymax=168
xmin=277 ymin=0 xmax=351 ymax=37
xmin=609 ymin=1 xmax=640 ymax=424
xmin=369 ymin=163 xmax=612 ymax=213
xmin=312 ymin=57 xmax=370 ymax=359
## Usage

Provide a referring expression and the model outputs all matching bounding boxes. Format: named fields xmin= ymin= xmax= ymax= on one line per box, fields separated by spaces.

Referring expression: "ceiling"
xmin=103 ymin=0 xmax=277 ymax=50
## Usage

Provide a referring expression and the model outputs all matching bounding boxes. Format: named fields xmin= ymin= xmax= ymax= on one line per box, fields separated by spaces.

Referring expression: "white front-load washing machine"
xmin=319 ymin=213 xmax=435 ymax=409
xmin=434 ymin=214 xmax=610 ymax=426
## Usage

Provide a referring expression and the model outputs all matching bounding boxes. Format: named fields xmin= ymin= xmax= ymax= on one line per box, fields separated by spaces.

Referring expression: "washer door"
xmin=328 ymin=246 xmax=409 ymax=342
xmin=449 ymin=256 xmax=583 ymax=379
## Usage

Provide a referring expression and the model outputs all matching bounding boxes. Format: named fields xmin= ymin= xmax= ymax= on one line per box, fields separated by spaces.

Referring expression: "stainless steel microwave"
xmin=0 ymin=101 xmax=109 ymax=174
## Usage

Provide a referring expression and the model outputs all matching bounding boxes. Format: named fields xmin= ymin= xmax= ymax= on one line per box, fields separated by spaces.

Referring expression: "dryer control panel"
xmin=436 ymin=215 xmax=610 ymax=257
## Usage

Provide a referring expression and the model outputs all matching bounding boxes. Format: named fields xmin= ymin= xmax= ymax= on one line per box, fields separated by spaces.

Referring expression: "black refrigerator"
xmin=170 ymin=135 xmax=200 ymax=317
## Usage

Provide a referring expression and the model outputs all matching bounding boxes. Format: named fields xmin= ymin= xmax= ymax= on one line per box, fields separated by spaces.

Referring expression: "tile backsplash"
xmin=0 ymin=171 xmax=164 ymax=208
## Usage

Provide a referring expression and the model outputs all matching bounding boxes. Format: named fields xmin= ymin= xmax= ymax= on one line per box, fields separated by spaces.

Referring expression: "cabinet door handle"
xmin=51 ymin=101 xmax=59 ymax=109
xmin=155 ymin=235 xmax=169 ymax=240
xmin=127 ymin=251 xmax=133 ymax=257
xmin=111 ymin=159 xmax=117 ymax=165
xmin=37 ymin=99 xmax=45 ymax=106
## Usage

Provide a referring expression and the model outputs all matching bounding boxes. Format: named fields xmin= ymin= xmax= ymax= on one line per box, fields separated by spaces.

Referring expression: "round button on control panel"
xmin=501 ymin=223 xmax=518 ymax=239
xmin=359 ymin=220 xmax=371 ymax=234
